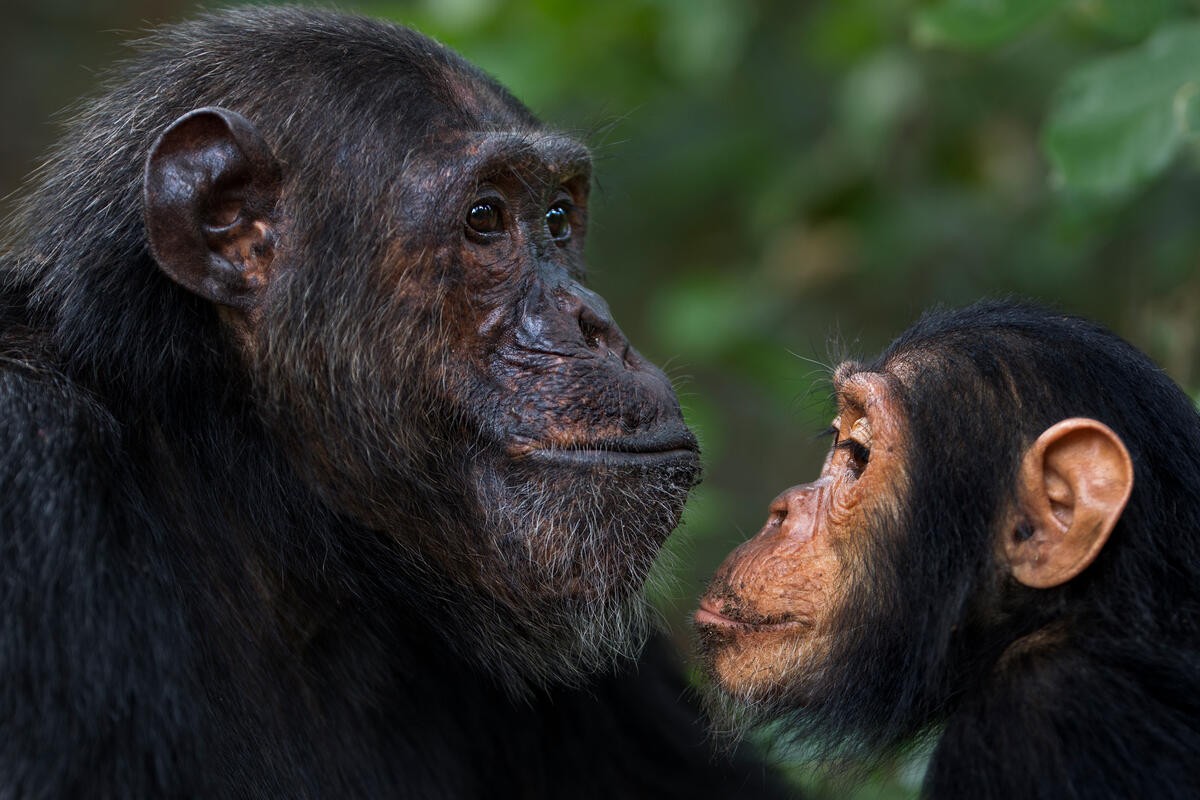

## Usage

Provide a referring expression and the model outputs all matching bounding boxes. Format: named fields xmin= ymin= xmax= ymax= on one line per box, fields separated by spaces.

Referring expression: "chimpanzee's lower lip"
xmin=523 ymin=447 xmax=698 ymax=467
xmin=508 ymin=431 xmax=700 ymax=465
xmin=695 ymin=597 xmax=751 ymax=628
xmin=694 ymin=606 xmax=744 ymax=628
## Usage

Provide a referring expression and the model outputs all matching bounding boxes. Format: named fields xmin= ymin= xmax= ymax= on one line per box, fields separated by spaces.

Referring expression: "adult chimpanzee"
xmin=0 ymin=8 xmax=785 ymax=798
xmin=696 ymin=300 xmax=1200 ymax=798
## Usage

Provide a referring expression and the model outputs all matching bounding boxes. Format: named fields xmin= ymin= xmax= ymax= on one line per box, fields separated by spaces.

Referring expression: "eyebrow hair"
xmin=832 ymin=360 xmax=863 ymax=385
xmin=834 ymin=387 xmax=866 ymax=418
xmin=471 ymin=132 xmax=592 ymax=183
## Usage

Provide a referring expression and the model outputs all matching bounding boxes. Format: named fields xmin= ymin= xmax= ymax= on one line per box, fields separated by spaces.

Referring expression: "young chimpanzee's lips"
xmin=694 ymin=597 xmax=804 ymax=632
xmin=695 ymin=597 xmax=745 ymax=628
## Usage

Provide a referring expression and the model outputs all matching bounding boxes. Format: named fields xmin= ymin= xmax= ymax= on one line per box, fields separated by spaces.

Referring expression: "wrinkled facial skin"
xmin=249 ymin=97 xmax=699 ymax=682
xmin=403 ymin=131 xmax=700 ymax=595
xmin=696 ymin=368 xmax=905 ymax=701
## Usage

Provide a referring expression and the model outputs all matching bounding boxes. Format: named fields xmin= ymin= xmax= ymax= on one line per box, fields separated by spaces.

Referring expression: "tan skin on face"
xmin=696 ymin=370 xmax=907 ymax=697
xmin=697 ymin=362 xmax=1135 ymax=701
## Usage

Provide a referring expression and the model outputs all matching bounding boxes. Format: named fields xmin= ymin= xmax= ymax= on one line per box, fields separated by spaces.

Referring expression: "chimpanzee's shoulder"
xmin=0 ymin=360 xmax=123 ymax=529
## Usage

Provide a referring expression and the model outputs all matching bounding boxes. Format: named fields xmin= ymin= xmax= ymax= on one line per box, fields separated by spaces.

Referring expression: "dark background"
xmin=6 ymin=2 xmax=1199 ymax=795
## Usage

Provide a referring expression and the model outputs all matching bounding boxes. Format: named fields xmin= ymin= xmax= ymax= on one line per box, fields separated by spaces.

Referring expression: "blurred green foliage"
xmin=1046 ymin=21 xmax=1200 ymax=193
xmin=5 ymin=0 xmax=1200 ymax=795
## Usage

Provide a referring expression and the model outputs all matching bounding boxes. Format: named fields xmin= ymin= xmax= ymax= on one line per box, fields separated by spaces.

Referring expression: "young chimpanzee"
xmin=0 ymin=7 xmax=784 ymax=798
xmin=697 ymin=300 xmax=1200 ymax=798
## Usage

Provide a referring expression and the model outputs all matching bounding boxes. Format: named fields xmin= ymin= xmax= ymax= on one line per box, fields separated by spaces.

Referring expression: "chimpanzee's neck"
xmin=926 ymin=634 xmax=1200 ymax=798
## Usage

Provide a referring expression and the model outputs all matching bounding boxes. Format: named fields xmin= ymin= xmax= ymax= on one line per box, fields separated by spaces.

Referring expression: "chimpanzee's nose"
xmin=558 ymin=285 xmax=632 ymax=364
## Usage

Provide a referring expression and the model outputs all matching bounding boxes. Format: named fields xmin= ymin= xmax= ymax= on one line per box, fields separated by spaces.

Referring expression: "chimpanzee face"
xmin=694 ymin=324 xmax=1133 ymax=747
xmin=143 ymin=62 xmax=700 ymax=685
xmin=695 ymin=368 xmax=907 ymax=701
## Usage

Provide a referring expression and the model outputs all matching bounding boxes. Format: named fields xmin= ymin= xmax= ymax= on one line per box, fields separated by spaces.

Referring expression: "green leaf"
xmin=912 ymin=0 xmax=1066 ymax=50
xmin=1044 ymin=21 xmax=1200 ymax=195
xmin=1071 ymin=0 xmax=1183 ymax=41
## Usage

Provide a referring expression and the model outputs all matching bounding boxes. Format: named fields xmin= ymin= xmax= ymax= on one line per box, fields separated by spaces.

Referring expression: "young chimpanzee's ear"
xmin=1007 ymin=418 xmax=1133 ymax=589
xmin=143 ymin=107 xmax=282 ymax=309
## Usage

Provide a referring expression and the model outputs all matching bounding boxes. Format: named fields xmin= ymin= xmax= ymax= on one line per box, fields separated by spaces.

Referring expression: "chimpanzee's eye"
xmin=546 ymin=202 xmax=571 ymax=241
xmin=838 ymin=439 xmax=871 ymax=478
xmin=466 ymin=200 xmax=503 ymax=235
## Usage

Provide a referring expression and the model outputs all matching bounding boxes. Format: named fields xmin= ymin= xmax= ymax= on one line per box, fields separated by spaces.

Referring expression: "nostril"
xmin=576 ymin=304 xmax=612 ymax=352
xmin=579 ymin=315 xmax=606 ymax=350
xmin=555 ymin=285 xmax=634 ymax=361
xmin=768 ymin=495 xmax=790 ymax=519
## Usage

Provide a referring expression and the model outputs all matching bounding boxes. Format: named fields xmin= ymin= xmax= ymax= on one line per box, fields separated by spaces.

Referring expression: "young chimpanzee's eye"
xmin=838 ymin=439 xmax=871 ymax=477
xmin=466 ymin=200 xmax=503 ymax=235
xmin=546 ymin=202 xmax=571 ymax=241
xmin=834 ymin=414 xmax=872 ymax=478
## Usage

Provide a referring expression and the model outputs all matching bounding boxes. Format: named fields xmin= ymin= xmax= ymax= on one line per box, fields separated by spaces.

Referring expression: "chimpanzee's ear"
xmin=143 ymin=107 xmax=282 ymax=308
xmin=1007 ymin=418 xmax=1133 ymax=589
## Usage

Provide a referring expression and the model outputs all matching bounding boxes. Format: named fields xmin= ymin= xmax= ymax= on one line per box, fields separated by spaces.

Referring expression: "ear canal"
xmin=1007 ymin=418 xmax=1134 ymax=589
xmin=143 ymin=106 xmax=282 ymax=308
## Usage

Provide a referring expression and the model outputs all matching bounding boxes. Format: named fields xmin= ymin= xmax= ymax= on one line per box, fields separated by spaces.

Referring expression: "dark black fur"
xmin=788 ymin=301 xmax=1200 ymax=798
xmin=0 ymin=8 xmax=783 ymax=798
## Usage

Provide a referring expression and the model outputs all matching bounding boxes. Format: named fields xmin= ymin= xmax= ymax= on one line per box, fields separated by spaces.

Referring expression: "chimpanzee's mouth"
xmin=510 ymin=431 xmax=700 ymax=466
xmin=527 ymin=446 xmax=697 ymax=466
xmin=694 ymin=597 xmax=805 ymax=632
